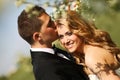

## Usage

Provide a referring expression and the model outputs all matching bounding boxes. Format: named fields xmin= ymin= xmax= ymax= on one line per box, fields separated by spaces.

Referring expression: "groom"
xmin=17 ymin=5 xmax=89 ymax=80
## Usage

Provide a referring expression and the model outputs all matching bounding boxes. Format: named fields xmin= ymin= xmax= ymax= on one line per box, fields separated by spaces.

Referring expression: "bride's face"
xmin=56 ymin=19 xmax=82 ymax=53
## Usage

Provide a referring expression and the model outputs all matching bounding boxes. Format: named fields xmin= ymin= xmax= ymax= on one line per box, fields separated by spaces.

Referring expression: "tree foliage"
xmin=0 ymin=0 xmax=119 ymax=80
xmin=0 ymin=56 xmax=34 ymax=80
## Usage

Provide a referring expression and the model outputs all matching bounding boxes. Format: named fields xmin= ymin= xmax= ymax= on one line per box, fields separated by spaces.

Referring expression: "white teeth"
xmin=65 ymin=41 xmax=74 ymax=49
xmin=66 ymin=44 xmax=73 ymax=49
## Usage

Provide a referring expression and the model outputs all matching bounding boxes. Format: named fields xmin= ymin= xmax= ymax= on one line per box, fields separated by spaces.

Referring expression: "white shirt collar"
xmin=30 ymin=48 xmax=69 ymax=60
xmin=30 ymin=48 xmax=54 ymax=54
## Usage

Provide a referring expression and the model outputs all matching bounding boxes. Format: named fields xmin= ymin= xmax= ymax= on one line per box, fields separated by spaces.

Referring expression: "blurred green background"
xmin=0 ymin=0 xmax=120 ymax=80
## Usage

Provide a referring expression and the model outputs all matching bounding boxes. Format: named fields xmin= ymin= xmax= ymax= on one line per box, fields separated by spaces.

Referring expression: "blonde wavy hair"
xmin=56 ymin=10 xmax=120 ymax=64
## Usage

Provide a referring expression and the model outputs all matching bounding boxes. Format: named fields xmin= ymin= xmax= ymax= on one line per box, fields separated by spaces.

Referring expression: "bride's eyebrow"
xmin=65 ymin=31 xmax=73 ymax=36
xmin=58 ymin=31 xmax=73 ymax=39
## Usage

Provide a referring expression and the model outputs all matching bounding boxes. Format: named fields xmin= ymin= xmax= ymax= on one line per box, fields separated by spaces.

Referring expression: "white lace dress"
xmin=88 ymin=74 xmax=99 ymax=80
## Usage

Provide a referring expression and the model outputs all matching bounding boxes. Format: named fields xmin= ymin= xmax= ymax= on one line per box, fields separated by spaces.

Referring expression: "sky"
xmin=0 ymin=0 xmax=53 ymax=76
xmin=0 ymin=0 xmax=120 ymax=77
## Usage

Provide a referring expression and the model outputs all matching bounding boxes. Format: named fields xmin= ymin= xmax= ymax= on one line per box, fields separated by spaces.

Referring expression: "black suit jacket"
xmin=30 ymin=51 xmax=89 ymax=80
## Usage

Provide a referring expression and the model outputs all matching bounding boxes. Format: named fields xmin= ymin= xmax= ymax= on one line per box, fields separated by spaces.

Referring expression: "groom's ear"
xmin=33 ymin=32 xmax=41 ymax=41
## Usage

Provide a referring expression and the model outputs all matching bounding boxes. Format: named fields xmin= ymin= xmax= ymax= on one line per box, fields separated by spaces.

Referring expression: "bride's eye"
xmin=58 ymin=35 xmax=63 ymax=39
xmin=66 ymin=31 xmax=73 ymax=36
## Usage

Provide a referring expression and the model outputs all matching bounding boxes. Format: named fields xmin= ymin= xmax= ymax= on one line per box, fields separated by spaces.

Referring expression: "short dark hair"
xmin=18 ymin=5 xmax=46 ymax=44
